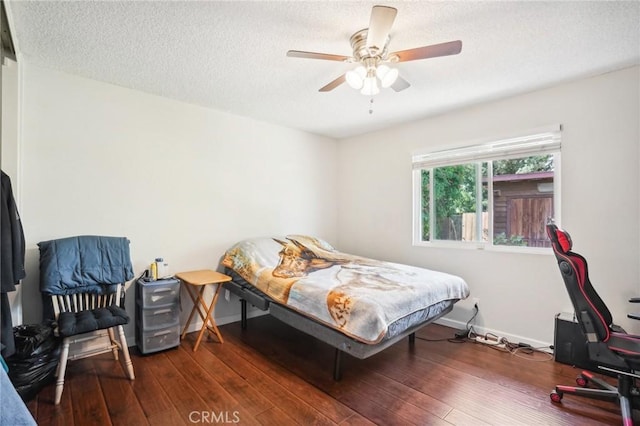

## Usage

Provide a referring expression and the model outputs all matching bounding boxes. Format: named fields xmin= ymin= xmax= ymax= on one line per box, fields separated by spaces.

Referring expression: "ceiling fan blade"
xmin=366 ymin=6 xmax=397 ymax=53
xmin=392 ymin=40 xmax=462 ymax=62
xmin=319 ymin=74 xmax=346 ymax=92
xmin=287 ymin=50 xmax=350 ymax=62
xmin=391 ymin=75 xmax=410 ymax=92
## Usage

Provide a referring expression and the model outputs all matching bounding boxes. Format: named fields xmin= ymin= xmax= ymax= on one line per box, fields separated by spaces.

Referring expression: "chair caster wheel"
xmin=576 ymin=376 xmax=588 ymax=387
xmin=550 ymin=390 xmax=563 ymax=403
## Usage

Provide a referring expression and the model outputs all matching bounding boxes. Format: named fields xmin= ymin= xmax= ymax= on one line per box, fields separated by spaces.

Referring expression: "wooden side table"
xmin=176 ymin=269 xmax=231 ymax=351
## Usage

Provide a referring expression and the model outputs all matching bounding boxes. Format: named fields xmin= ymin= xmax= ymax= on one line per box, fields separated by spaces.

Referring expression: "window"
xmin=413 ymin=128 xmax=561 ymax=250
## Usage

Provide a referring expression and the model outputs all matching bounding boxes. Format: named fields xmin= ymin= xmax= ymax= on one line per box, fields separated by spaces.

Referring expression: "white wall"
xmin=337 ymin=66 xmax=640 ymax=345
xmin=1 ymin=58 xmax=22 ymax=326
xmin=18 ymin=63 xmax=338 ymax=341
xmin=13 ymin=61 xmax=640 ymax=349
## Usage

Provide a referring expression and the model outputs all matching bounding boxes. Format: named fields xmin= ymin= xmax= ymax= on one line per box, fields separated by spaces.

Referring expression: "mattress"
xmin=222 ymin=235 xmax=469 ymax=344
xmin=224 ymin=268 xmax=455 ymax=343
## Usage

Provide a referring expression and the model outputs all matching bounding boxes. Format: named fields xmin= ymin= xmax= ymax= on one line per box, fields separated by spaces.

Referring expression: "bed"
xmin=221 ymin=235 xmax=470 ymax=379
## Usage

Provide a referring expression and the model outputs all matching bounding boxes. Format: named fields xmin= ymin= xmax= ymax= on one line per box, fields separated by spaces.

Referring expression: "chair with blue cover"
xmin=546 ymin=224 xmax=640 ymax=425
xmin=38 ymin=235 xmax=135 ymax=405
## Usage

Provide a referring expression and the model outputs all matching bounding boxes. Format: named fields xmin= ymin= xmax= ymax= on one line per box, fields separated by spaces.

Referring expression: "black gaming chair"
xmin=546 ymin=223 xmax=640 ymax=425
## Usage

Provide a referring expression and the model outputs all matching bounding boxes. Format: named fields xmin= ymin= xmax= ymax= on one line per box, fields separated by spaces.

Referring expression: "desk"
xmin=177 ymin=270 xmax=231 ymax=351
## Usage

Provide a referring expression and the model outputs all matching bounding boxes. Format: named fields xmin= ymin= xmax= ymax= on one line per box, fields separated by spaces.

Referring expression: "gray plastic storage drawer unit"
xmin=135 ymin=277 xmax=181 ymax=354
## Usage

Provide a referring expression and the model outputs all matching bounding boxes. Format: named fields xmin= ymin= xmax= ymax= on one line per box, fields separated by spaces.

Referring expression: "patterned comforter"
xmin=222 ymin=235 xmax=469 ymax=343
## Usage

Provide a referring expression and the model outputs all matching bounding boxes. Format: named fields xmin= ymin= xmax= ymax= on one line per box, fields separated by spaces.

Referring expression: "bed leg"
xmin=409 ymin=332 xmax=416 ymax=347
xmin=333 ymin=348 xmax=343 ymax=381
xmin=240 ymin=299 xmax=247 ymax=330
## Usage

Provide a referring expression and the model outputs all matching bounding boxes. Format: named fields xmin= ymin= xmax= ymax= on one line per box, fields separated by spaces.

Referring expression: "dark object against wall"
xmin=1 ymin=170 xmax=26 ymax=358
xmin=554 ymin=313 xmax=614 ymax=377
xmin=6 ymin=323 xmax=60 ymax=401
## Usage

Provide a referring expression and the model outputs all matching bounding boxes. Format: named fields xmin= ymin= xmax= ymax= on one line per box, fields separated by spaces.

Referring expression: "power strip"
xmin=475 ymin=336 xmax=506 ymax=349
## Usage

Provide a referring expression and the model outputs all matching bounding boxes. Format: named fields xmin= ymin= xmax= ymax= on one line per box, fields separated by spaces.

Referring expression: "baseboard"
xmin=435 ymin=316 xmax=553 ymax=353
xmin=126 ymin=309 xmax=269 ymax=344
xmin=182 ymin=309 xmax=269 ymax=335
xmin=126 ymin=311 xmax=552 ymax=354
xmin=177 ymin=313 xmax=552 ymax=352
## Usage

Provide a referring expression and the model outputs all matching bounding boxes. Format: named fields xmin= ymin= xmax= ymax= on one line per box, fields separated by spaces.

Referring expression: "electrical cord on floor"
xmin=414 ymin=302 xmax=553 ymax=361
xmin=456 ymin=303 xmax=479 ymax=340
xmin=416 ymin=303 xmax=478 ymax=343
xmin=510 ymin=344 xmax=554 ymax=361
xmin=468 ymin=331 xmax=554 ymax=361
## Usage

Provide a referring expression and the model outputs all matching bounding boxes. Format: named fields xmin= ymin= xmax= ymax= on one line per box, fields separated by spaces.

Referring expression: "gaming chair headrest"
xmin=547 ymin=224 xmax=572 ymax=253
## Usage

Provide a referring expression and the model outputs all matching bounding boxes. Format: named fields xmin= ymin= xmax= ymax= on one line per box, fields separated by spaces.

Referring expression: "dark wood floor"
xmin=27 ymin=316 xmax=631 ymax=425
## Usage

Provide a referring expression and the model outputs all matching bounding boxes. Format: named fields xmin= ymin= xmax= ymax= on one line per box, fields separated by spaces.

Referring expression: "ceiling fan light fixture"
xmin=287 ymin=5 xmax=462 ymax=95
xmin=360 ymin=76 xmax=380 ymax=96
xmin=346 ymin=66 xmax=366 ymax=89
xmin=376 ymin=64 xmax=399 ymax=88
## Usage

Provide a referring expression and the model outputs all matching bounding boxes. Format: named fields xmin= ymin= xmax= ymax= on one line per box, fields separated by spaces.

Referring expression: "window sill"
xmin=412 ymin=240 xmax=553 ymax=255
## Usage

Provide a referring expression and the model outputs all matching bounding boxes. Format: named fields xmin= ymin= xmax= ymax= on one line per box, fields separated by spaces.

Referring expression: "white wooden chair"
xmin=39 ymin=235 xmax=136 ymax=405
xmin=51 ymin=284 xmax=135 ymax=404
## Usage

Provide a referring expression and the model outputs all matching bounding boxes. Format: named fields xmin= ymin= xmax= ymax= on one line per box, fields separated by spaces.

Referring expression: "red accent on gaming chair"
xmin=547 ymin=224 xmax=640 ymax=425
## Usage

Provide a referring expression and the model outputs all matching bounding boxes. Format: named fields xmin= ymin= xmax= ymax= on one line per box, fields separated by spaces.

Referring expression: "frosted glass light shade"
xmin=376 ymin=64 xmax=399 ymax=88
xmin=346 ymin=66 xmax=366 ymax=89
xmin=360 ymin=76 xmax=380 ymax=96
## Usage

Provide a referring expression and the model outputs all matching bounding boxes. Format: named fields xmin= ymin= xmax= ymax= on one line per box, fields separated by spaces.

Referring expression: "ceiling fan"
xmin=287 ymin=5 xmax=462 ymax=96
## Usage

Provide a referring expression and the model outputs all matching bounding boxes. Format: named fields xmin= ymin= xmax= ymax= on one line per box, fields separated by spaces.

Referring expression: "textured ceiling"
xmin=6 ymin=1 xmax=640 ymax=139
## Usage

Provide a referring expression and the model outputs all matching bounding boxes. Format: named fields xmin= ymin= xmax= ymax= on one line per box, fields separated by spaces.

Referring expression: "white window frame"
xmin=412 ymin=126 xmax=562 ymax=253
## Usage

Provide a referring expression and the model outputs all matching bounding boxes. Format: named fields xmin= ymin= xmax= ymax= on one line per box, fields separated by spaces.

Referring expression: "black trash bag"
xmin=6 ymin=322 xmax=60 ymax=402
